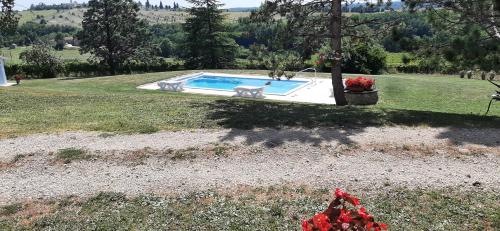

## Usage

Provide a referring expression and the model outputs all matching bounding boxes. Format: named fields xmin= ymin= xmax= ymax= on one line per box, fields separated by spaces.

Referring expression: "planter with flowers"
xmin=14 ymin=74 xmax=24 ymax=85
xmin=344 ymin=77 xmax=378 ymax=105
xmin=302 ymin=188 xmax=387 ymax=231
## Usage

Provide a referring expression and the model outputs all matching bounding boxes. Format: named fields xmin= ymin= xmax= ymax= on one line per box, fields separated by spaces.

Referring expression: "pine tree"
xmin=159 ymin=1 xmax=164 ymax=9
xmin=145 ymin=0 xmax=150 ymax=9
xmin=0 ymin=0 xmax=18 ymax=34
xmin=78 ymin=0 xmax=153 ymax=75
xmin=182 ymin=0 xmax=238 ymax=69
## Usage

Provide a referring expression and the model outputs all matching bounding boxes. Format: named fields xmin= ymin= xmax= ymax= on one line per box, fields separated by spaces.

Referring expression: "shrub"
xmin=489 ymin=70 xmax=496 ymax=80
xmin=302 ymin=189 xmax=387 ymax=231
xmin=19 ymin=44 xmax=64 ymax=78
xmin=343 ymin=44 xmax=387 ymax=75
xmin=401 ymin=54 xmax=411 ymax=65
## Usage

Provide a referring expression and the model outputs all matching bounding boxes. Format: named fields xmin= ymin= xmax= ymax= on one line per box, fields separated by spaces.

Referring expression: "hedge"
xmin=5 ymin=60 xmax=183 ymax=79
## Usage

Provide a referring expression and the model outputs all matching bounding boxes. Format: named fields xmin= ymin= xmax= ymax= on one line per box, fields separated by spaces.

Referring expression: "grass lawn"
xmin=0 ymin=70 xmax=499 ymax=138
xmin=0 ymin=47 xmax=91 ymax=65
xmin=386 ymin=52 xmax=409 ymax=67
xmin=0 ymin=187 xmax=498 ymax=230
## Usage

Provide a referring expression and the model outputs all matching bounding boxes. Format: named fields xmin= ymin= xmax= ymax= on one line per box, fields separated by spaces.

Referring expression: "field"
xmin=18 ymin=8 xmax=250 ymax=28
xmin=0 ymin=70 xmax=498 ymax=138
xmin=386 ymin=52 xmax=409 ymax=66
xmin=0 ymin=47 xmax=90 ymax=65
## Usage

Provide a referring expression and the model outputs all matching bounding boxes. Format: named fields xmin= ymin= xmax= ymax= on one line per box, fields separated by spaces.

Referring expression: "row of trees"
xmin=143 ymin=0 xmax=181 ymax=10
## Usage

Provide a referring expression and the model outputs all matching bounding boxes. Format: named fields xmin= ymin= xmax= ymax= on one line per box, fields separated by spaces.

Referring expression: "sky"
xmin=14 ymin=0 xmax=264 ymax=10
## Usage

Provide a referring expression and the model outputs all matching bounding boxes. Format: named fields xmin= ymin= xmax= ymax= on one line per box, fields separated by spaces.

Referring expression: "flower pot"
xmin=345 ymin=90 xmax=379 ymax=105
xmin=346 ymin=87 xmax=365 ymax=92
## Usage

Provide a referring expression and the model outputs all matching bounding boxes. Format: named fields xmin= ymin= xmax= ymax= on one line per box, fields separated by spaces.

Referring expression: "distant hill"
xmin=225 ymin=7 xmax=259 ymax=12
xmin=18 ymin=8 xmax=251 ymax=28
xmin=344 ymin=1 xmax=404 ymax=11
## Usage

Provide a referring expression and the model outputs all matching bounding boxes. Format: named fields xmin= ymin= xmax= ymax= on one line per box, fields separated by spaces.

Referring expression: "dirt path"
xmin=0 ymin=127 xmax=499 ymax=205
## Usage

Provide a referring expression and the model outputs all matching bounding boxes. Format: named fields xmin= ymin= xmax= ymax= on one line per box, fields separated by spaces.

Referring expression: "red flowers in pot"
xmin=345 ymin=77 xmax=375 ymax=92
xmin=14 ymin=74 xmax=23 ymax=85
xmin=302 ymin=188 xmax=387 ymax=231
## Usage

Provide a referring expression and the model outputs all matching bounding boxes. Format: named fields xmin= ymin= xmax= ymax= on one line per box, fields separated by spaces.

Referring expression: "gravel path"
xmin=0 ymin=127 xmax=499 ymax=205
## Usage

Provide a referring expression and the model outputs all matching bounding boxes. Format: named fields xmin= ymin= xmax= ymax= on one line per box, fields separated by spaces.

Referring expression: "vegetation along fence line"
xmin=5 ymin=61 xmax=183 ymax=79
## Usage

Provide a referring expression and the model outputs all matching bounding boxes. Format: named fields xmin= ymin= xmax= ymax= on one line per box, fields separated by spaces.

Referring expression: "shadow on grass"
xmin=196 ymin=99 xmax=500 ymax=147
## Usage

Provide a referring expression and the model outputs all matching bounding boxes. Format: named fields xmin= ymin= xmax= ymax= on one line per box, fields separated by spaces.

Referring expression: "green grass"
xmin=0 ymin=70 xmax=498 ymax=138
xmin=386 ymin=52 xmax=409 ymax=67
xmin=0 ymin=188 xmax=498 ymax=230
xmin=56 ymin=148 xmax=91 ymax=163
xmin=0 ymin=47 xmax=91 ymax=65
xmin=0 ymin=204 xmax=22 ymax=217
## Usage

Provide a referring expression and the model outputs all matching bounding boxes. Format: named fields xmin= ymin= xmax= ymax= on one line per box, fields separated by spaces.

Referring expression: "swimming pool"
xmin=184 ymin=74 xmax=310 ymax=95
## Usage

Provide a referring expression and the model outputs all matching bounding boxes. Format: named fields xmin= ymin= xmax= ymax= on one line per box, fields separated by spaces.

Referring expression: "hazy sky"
xmin=14 ymin=0 xmax=264 ymax=10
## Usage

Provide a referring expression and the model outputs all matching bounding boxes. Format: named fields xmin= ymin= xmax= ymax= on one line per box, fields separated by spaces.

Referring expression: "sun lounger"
xmin=158 ymin=80 xmax=184 ymax=92
xmin=234 ymin=86 xmax=265 ymax=98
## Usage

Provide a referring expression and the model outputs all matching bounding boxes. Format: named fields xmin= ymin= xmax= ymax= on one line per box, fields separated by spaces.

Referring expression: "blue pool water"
xmin=184 ymin=74 xmax=309 ymax=95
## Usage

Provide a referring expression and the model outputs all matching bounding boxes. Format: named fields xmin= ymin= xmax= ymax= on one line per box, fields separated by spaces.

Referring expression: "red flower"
xmin=337 ymin=209 xmax=353 ymax=224
xmin=312 ymin=213 xmax=332 ymax=231
xmin=345 ymin=77 xmax=375 ymax=92
xmin=302 ymin=220 xmax=313 ymax=231
xmin=302 ymin=189 xmax=387 ymax=231
xmin=335 ymin=188 xmax=346 ymax=198
xmin=357 ymin=207 xmax=373 ymax=222
xmin=366 ymin=222 xmax=388 ymax=231
xmin=334 ymin=188 xmax=361 ymax=206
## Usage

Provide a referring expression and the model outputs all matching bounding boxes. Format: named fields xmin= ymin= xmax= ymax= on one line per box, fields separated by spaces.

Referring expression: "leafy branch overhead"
xmin=0 ymin=0 xmax=19 ymax=34
xmin=404 ymin=0 xmax=500 ymax=40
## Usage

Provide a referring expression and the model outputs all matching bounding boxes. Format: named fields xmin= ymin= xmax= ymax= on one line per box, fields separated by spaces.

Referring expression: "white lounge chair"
xmin=234 ymin=86 xmax=265 ymax=98
xmin=158 ymin=80 xmax=184 ymax=92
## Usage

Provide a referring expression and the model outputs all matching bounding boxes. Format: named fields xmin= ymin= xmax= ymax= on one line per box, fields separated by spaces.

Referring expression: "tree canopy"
xmin=181 ymin=0 xmax=238 ymax=69
xmin=0 ymin=0 xmax=18 ymax=34
xmin=78 ymin=0 xmax=153 ymax=74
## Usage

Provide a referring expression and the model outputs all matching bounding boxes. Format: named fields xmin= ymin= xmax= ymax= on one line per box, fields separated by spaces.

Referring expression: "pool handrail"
xmin=297 ymin=68 xmax=317 ymax=78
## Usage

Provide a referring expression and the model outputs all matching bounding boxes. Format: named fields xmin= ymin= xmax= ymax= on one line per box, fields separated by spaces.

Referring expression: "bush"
xmin=308 ymin=43 xmax=387 ymax=74
xmin=6 ymin=60 xmax=183 ymax=79
xmin=19 ymin=44 xmax=64 ymax=78
xmin=343 ymin=44 xmax=387 ymax=75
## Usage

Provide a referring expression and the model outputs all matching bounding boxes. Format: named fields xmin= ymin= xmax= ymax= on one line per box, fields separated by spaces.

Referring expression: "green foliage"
xmin=158 ymin=38 xmax=174 ymax=57
xmin=313 ymin=42 xmax=387 ymax=74
xmin=0 ymin=0 xmax=19 ymax=34
xmin=438 ymin=25 xmax=500 ymax=71
xmin=261 ymin=51 xmax=302 ymax=80
xmin=78 ymin=0 xmax=154 ymax=74
xmin=53 ymin=32 xmax=65 ymax=50
xmin=182 ymin=0 xmax=238 ymax=69
xmin=19 ymin=43 xmax=64 ymax=78
xmin=343 ymin=43 xmax=387 ymax=74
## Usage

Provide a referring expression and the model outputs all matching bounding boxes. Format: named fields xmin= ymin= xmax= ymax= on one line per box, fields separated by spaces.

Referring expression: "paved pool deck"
xmin=137 ymin=72 xmax=336 ymax=105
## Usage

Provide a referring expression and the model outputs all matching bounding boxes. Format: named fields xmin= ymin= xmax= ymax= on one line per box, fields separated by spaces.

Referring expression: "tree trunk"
xmin=104 ymin=0 xmax=116 ymax=75
xmin=330 ymin=0 xmax=348 ymax=106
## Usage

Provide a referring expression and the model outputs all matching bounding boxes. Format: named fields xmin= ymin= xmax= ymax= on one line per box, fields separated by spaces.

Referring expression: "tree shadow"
xmin=193 ymin=99 xmax=500 ymax=147
xmin=436 ymin=128 xmax=500 ymax=147
xmin=219 ymin=127 xmax=358 ymax=148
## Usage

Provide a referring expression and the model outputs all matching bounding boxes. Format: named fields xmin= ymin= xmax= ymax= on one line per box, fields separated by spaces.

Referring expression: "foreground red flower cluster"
xmin=302 ymin=189 xmax=388 ymax=231
xmin=345 ymin=77 xmax=375 ymax=92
